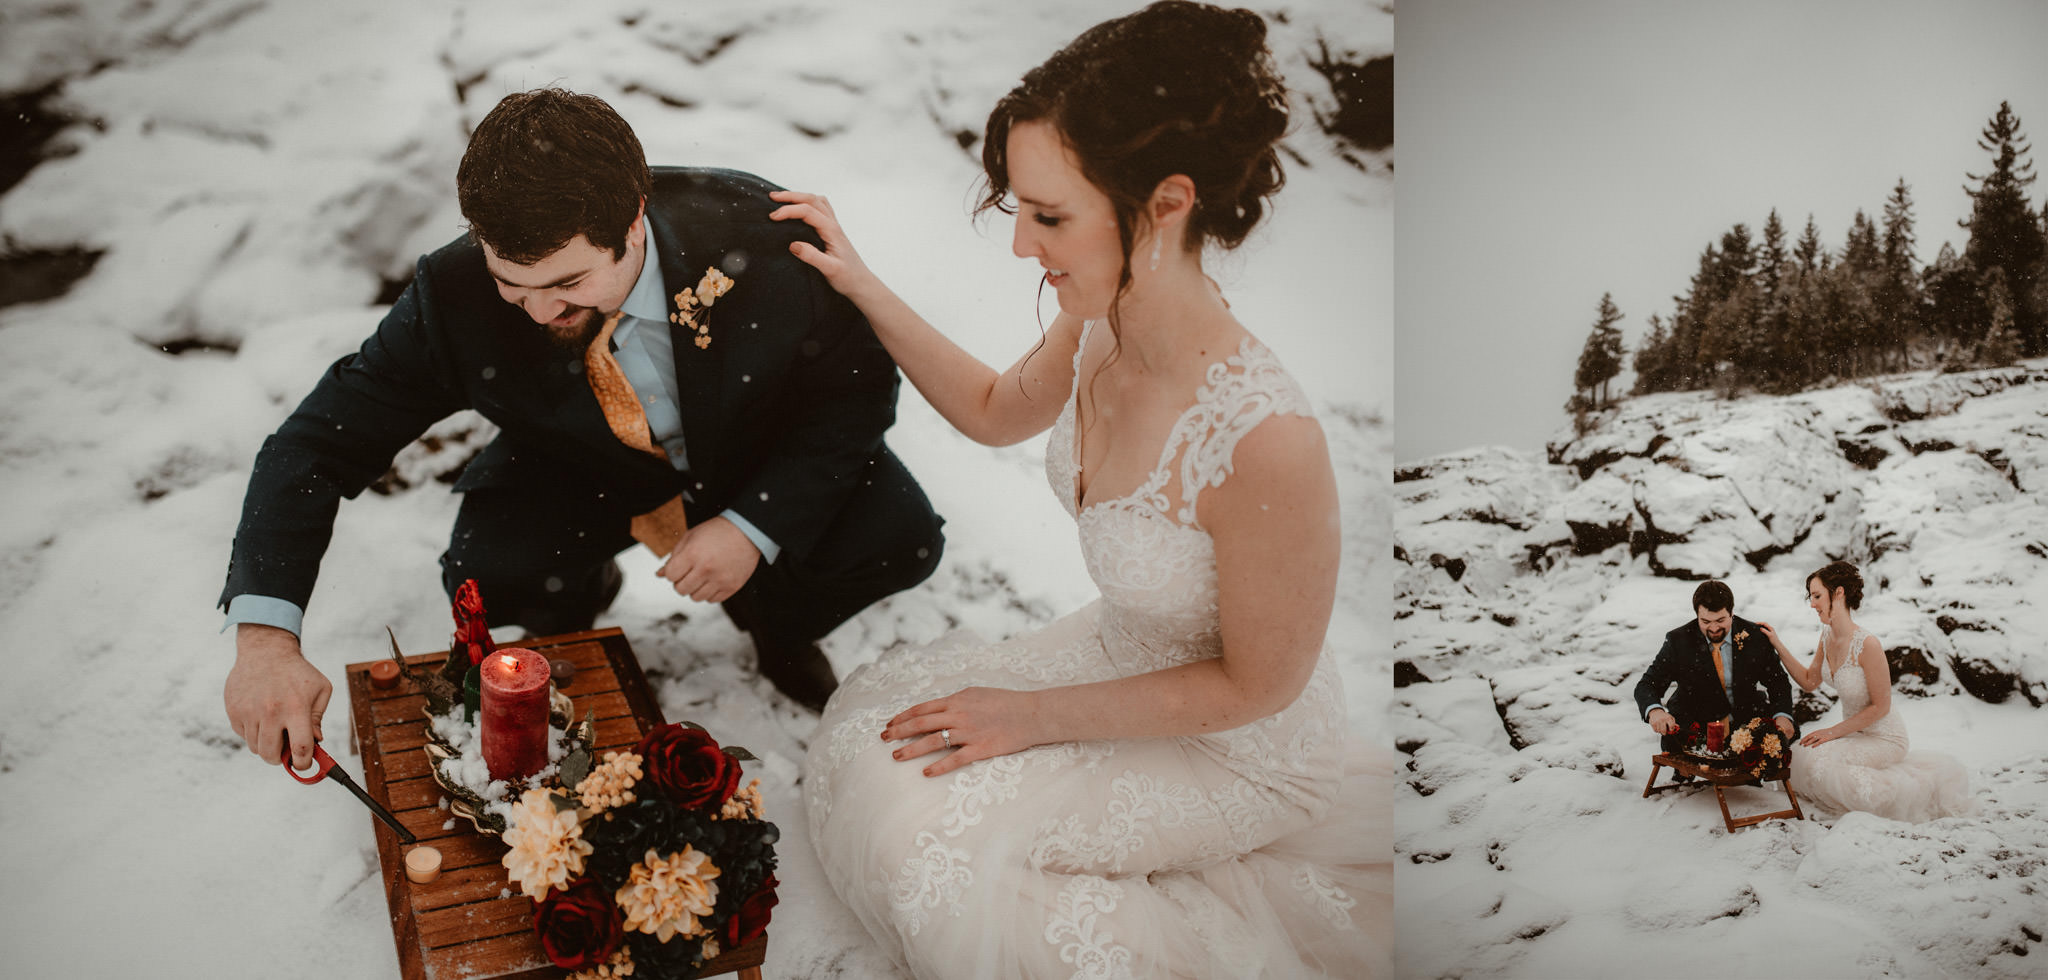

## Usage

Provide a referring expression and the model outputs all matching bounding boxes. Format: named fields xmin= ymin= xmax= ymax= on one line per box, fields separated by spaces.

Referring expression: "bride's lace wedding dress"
xmin=1790 ymin=625 xmax=1975 ymax=823
xmin=803 ymin=324 xmax=1390 ymax=978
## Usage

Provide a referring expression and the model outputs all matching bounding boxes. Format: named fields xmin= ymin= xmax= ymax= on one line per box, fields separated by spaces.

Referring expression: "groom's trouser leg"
xmin=721 ymin=447 xmax=945 ymax=648
xmin=440 ymin=478 xmax=636 ymax=637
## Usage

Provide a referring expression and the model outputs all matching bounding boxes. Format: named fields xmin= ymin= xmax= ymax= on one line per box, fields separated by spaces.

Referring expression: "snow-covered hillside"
xmin=0 ymin=2 xmax=1392 ymax=977
xmin=1393 ymin=363 xmax=2048 ymax=978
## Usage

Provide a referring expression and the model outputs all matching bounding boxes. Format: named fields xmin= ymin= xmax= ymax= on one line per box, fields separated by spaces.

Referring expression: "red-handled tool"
xmin=285 ymin=742 xmax=418 ymax=845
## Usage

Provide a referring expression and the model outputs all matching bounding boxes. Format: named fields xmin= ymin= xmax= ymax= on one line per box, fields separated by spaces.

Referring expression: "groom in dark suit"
xmin=223 ymin=88 xmax=943 ymax=768
xmin=1633 ymin=580 xmax=1797 ymax=753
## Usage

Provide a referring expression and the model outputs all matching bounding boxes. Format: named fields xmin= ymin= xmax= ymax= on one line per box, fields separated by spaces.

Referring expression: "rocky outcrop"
xmin=1395 ymin=362 xmax=2048 ymax=722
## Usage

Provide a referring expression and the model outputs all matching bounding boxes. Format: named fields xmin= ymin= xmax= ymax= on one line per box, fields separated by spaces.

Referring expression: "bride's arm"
xmin=1760 ymin=622 xmax=1820 ymax=691
xmin=1802 ymin=634 xmax=1893 ymax=745
xmin=770 ymin=190 xmax=1078 ymax=446
xmin=883 ymin=416 xmax=1336 ymax=776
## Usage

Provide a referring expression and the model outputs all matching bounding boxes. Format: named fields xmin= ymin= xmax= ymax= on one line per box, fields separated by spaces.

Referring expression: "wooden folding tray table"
xmin=345 ymin=627 xmax=766 ymax=979
xmin=1642 ymin=751 xmax=1804 ymax=832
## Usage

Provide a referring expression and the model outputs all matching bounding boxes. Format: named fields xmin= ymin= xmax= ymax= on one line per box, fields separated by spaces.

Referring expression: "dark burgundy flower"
xmin=452 ymin=579 xmax=495 ymax=665
xmin=634 ymin=723 xmax=740 ymax=810
xmin=721 ymin=874 xmax=779 ymax=950
xmin=532 ymin=877 xmax=623 ymax=970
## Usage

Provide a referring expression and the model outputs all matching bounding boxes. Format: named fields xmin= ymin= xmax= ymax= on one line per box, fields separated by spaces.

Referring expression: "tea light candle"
xmin=405 ymin=845 xmax=442 ymax=884
xmin=548 ymin=658 xmax=575 ymax=687
xmin=368 ymin=660 xmax=400 ymax=689
xmin=480 ymin=647 xmax=551 ymax=780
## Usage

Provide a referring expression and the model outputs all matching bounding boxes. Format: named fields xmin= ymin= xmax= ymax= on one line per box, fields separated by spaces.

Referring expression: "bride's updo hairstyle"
xmin=1809 ymin=561 xmax=1865 ymax=610
xmin=976 ymin=1 xmax=1289 ymax=319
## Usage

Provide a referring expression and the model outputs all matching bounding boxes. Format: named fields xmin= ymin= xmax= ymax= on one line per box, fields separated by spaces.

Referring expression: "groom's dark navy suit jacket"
xmin=1633 ymin=616 xmax=1795 ymax=747
xmin=220 ymin=167 xmax=913 ymax=614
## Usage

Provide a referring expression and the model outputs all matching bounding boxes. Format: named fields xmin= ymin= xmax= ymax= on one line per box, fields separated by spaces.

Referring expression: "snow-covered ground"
xmin=1394 ymin=365 xmax=2048 ymax=978
xmin=0 ymin=1 xmax=1389 ymax=977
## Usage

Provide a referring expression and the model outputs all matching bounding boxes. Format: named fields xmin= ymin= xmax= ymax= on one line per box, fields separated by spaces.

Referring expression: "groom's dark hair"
xmin=1692 ymin=580 xmax=1734 ymax=613
xmin=457 ymin=88 xmax=652 ymax=263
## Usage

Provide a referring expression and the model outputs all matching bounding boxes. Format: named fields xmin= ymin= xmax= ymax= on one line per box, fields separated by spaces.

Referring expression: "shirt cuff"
xmin=222 ymin=594 xmax=305 ymax=637
xmin=720 ymin=510 xmax=781 ymax=565
xmin=1773 ymin=712 xmax=1793 ymax=723
xmin=1646 ymin=703 xmax=1665 ymax=720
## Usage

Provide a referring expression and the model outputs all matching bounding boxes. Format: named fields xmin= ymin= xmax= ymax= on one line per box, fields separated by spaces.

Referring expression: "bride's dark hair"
xmin=976 ymin=1 xmax=1289 ymax=350
xmin=1808 ymin=561 xmax=1865 ymax=610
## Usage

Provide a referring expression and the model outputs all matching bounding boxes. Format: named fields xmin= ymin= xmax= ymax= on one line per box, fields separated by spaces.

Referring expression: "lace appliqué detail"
xmin=1045 ymin=875 xmax=1135 ymax=980
xmin=1028 ymin=771 xmax=1213 ymax=874
xmin=883 ymin=831 xmax=975 ymax=937
xmin=1168 ymin=338 xmax=1313 ymax=526
xmin=941 ymin=754 xmax=1028 ymax=837
xmin=1294 ymin=865 xmax=1360 ymax=932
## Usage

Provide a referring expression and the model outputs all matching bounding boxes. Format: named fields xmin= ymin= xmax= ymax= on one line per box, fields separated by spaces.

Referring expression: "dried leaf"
xmin=725 ymin=746 xmax=759 ymax=762
xmin=560 ymin=747 xmax=593 ymax=791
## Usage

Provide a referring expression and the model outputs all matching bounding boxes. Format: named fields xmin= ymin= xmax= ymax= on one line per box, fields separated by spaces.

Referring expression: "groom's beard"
xmin=537 ymin=306 xmax=604 ymax=352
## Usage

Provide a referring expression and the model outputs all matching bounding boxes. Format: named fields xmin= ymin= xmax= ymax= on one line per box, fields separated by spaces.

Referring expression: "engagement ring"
xmin=941 ymin=729 xmax=952 ymax=748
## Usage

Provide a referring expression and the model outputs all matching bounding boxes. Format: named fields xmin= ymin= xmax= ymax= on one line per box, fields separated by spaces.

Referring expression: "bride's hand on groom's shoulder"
xmin=880 ymin=686 xmax=1046 ymax=778
xmin=769 ymin=189 xmax=877 ymax=300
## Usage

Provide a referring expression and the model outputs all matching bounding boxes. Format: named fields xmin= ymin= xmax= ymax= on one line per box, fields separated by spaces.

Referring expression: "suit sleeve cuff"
xmin=222 ymin=594 xmax=305 ymax=637
xmin=721 ymin=509 xmax=781 ymax=565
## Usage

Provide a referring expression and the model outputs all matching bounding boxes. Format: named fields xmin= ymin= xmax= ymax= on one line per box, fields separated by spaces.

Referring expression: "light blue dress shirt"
xmin=225 ymin=243 xmax=777 ymax=638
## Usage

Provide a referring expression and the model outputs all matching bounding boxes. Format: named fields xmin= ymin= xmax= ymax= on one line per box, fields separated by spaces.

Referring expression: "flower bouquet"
xmin=506 ymin=722 xmax=780 ymax=977
xmin=384 ymin=583 xmax=780 ymax=977
xmin=1725 ymin=716 xmax=1792 ymax=780
xmin=1678 ymin=716 xmax=1790 ymax=779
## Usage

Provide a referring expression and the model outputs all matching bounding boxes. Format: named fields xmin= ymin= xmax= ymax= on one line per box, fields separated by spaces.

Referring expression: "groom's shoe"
xmin=752 ymin=631 xmax=838 ymax=713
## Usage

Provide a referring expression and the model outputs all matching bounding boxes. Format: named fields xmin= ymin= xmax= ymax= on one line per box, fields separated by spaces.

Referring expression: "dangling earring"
xmin=1149 ymin=235 xmax=1162 ymax=272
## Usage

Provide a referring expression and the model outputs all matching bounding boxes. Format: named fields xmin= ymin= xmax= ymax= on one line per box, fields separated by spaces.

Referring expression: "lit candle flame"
xmin=498 ymin=653 xmax=519 ymax=669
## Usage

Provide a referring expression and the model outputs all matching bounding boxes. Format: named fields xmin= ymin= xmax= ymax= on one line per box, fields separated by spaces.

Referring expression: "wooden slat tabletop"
xmin=345 ymin=627 xmax=767 ymax=979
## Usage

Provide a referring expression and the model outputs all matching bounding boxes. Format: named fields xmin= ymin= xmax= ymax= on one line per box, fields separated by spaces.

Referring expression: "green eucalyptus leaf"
xmin=725 ymin=745 xmax=759 ymax=762
xmin=678 ymin=720 xmax=707 ymax=732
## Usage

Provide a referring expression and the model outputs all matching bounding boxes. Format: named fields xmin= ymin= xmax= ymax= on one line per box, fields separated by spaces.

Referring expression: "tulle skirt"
xmin=803 ymin=609 xmax=1392 ymax=978
xmin=1791 ymin=731 xmax=1976 ymax=823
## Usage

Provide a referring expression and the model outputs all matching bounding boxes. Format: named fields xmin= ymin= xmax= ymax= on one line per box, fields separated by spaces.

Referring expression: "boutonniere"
xmin=671 ymin=266 xmax=736 ymax=349
xmin=1734 ymin=630 xmax=1750 ymax=646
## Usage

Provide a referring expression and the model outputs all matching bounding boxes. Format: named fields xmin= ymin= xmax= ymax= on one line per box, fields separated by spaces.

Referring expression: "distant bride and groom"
xmin=1634 ymin=565 xmax=1976 ymax=823
xmin=216 ymin=2 xmax=1387 ymax=977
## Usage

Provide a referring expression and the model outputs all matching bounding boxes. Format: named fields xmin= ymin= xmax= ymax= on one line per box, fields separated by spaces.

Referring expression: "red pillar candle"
xmin=480 ymin=648 xmax=551 ymax=780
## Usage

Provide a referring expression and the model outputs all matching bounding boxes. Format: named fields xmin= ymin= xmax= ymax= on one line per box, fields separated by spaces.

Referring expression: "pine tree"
xmin=1924 ymin=242 xmax=1981 ymax=360
xmin=1575 ymin=293 xmax=1625 ymax=408
xmin=1878 ymin=179 xmax=1924 ymax=368
xmin=1977 ymin=267 xmax=2023 ymax=367
xmin=1759 ymin=209 xmax=1790 ymax=300
xmin=1961 ymin=101 xmax=2044 ymax=354
xmin=1795 ymin=214 xmax=1825 ymax=273
xmin=1632 ymin=313 xmax=1670 ymax=394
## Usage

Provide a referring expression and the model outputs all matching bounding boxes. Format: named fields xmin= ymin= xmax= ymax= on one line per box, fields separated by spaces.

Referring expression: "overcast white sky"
xmin=1395 ymin=0 xmax=2048 ymax=462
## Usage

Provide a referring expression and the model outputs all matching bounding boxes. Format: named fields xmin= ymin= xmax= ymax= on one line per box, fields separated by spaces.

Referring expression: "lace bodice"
xmin=1043 ymin=320 xmax=1315 ymax=673
xmin=1819 ymin=625 xmax=1908 ymax=747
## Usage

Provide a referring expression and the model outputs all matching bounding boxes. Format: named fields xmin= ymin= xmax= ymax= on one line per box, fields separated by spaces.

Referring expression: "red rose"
xmin=634 ymin=723 xmax=741 ymax=809
xmin=532 ymin=877 xmax=623 ymax=970
xmin=721 ymin=875 xmax=779 ymax=949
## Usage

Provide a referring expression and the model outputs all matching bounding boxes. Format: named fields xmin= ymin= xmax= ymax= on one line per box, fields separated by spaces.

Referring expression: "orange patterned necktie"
xmin=584 ymin=310 xmax=690 ymax=556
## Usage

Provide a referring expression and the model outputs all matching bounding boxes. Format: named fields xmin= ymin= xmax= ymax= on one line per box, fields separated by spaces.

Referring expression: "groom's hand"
xmin=224 ymin=624 xmax=331 ymax=770
xmin=658 ymin=516 xmax=760 ymax=605
xmin=1775 ymin=716 xmax=1796 ymax=740
xmin=1648 ymin=707 xmax=1677 ymax=734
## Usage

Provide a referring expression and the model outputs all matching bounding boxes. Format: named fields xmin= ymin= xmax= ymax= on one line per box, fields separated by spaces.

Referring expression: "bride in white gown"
xmin=1763 ymin=561 xmax=1975 ymax=823
xmin=768 ymin=3 xmax=1389 ymax=976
